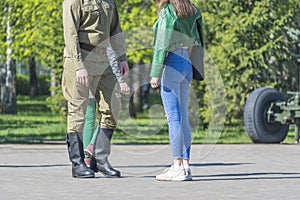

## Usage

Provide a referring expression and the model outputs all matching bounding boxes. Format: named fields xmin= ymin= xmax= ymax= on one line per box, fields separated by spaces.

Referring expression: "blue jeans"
xmin=161 ymin=51 xmax=193 ymax=160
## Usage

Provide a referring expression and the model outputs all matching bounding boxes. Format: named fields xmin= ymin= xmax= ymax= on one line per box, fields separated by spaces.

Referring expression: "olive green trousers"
xmin=62 ymin=57 xmax=121 ymax=133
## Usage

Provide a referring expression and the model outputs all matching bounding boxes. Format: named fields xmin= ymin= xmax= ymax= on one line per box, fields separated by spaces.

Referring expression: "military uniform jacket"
xmin=63 ymin=0 xmax=127 ymax=71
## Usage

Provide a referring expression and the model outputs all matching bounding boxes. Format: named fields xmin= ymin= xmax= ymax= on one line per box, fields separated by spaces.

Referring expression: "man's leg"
xmin=62 ymin=58 xmax=94 ymax=178
xmin=90 ymin=68 xmax=121 ymax=177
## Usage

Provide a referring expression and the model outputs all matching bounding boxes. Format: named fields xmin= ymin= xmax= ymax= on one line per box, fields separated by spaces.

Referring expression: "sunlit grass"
xmin=0 ymin=95 xmax=297 ymax=144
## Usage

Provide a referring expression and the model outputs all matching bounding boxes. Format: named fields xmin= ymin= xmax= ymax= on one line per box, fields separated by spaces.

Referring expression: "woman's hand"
xmin=119 ymin=82 xmax=131 ymax=94
xmin=150 ymin=77 xmax=160 ymax=88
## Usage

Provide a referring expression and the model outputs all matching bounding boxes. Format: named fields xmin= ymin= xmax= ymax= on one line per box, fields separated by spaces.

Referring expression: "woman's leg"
xmin=156 ymin=53 xmax=193 ymax=181
xmin=180 ymin=60 xmax=193 ymax=180
xmin=180 ymin=78 xmax=192 ymax=161
xmin=162 ymin=53 xmax=192 ymax=164
xmin=157 ymin=66 xmax=188 ymax=181
xmin=82 ymin=98 xmax=97 ymax=158
xmin=161 ymin=67 xmax=184 ymax=164
xmin=180 ymin=79 xmax=192 ymax=176
xmin=90 ymin=124 xmax=99 ymax=146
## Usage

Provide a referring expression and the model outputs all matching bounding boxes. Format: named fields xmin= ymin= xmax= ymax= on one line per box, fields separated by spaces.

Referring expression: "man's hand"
xmin=150 ymin=77 xmax=160 ymax=89
xmin=119 ymin=61 xmax=129 ymax=80
xmin=76 ymin=68 xmax=89 ymax=87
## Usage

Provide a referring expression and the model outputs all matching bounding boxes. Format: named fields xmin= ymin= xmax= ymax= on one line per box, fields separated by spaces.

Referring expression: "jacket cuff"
xmin=150 ymin=63 xmax=163 ymax=78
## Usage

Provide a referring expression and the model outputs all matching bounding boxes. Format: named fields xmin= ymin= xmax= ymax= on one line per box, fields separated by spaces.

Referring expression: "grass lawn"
xmin=0 ymin=96 xmax=66 ymax=143
xmin=0 ymin=95 xmax=296 ymax=144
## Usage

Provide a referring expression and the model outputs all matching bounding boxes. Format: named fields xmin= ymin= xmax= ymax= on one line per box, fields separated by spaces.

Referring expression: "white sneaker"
xmin=156 ymin=166 xmax=187 ymax=181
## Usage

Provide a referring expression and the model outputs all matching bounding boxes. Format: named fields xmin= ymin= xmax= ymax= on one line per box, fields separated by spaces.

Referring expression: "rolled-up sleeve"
xmin=62 ymin=0 xmax=86 ymax=70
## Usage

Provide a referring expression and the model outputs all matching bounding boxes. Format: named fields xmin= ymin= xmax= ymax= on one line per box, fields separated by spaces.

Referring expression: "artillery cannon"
xmin=244 ymin=87 xmax=300 ymax=143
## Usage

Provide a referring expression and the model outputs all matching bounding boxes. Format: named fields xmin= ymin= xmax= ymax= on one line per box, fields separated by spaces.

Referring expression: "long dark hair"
xmin=153 ymin=0 xmax=195 ymax=18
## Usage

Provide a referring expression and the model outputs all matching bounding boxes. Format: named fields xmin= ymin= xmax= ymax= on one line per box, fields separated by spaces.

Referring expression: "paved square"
xmin=0 ymin=144 xmax=299 ymax=199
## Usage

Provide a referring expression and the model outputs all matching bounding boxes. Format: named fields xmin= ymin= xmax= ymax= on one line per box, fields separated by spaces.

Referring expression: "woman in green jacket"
xmin=150 ymin=0 xmax=204 ymax=181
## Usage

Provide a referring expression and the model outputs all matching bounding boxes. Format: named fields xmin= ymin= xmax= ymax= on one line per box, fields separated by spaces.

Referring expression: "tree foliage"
xmin=0 ymin=0 xmax=64 ymax=113
xmin=116 ymin=0 xmax=157 ymax=64
xmin=3 ymin=0 xmax=64 ymax=66
xmin=194 ymin=0 xmax=300 ymax=124
xmin=1 ymin=0 xmax=300 ymax=126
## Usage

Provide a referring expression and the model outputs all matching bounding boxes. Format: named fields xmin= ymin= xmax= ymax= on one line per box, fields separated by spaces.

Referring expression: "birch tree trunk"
xmin=3 ymin=6 xmax=17 ymax=114
xmin=0 ymin=63 xmax=5 ymax=112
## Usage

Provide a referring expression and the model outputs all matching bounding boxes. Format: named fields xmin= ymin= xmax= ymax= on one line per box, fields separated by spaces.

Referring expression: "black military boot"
xmin=90 ymin=128 xmax=121 ymax=178
xmin=66 ymin=132 xmax=95 ymax=178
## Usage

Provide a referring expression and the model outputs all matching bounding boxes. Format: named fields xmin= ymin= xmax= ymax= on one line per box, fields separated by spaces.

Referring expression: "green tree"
xmin=116 ymin=0 xmax=157 ymax=63
xmin=195 ymin=0 xmax=300 ymax=124
xmin=12 ymin=0 xmax=64 ymax=97
xmin=0 ymin=0 xmax=64 ymax=114
xmin=115 ymin=0 xmax=158 ymax=113
xmin=0 ymin=1 xmax=17 ymax=114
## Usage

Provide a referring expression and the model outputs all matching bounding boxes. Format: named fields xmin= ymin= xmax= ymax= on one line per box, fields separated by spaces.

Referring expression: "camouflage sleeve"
xmin=107 ymin=45 xmax=124 ymax=83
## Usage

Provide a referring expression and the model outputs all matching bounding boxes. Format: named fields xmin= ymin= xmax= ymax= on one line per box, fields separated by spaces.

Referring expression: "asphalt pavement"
xmin=0 ymin=143 xmax=300 ymax=200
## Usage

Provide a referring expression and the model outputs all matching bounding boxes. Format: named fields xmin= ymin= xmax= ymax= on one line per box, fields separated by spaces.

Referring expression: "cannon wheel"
xmin=244 ymin=87 xmax=289 ymax=143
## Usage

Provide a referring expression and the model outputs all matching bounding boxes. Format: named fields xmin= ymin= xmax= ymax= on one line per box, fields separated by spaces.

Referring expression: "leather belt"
xmin=80 ymin=43 xmax=97 ymax=51
xmin=80 ymin=43 xmax=106 ymax=55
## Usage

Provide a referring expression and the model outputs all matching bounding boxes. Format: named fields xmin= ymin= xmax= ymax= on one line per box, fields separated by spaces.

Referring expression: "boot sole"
xmin=102 ymin=174 xmax=121 ymax=178
xmin=91 ymin=167 xmax=121 ymax=178
xmin=72 ymin=174 xmax=95 ymax=178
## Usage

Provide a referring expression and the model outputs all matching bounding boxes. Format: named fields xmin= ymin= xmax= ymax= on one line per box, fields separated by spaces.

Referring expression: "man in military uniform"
xmin=62 ymin=0 xmax=129 ymax=178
